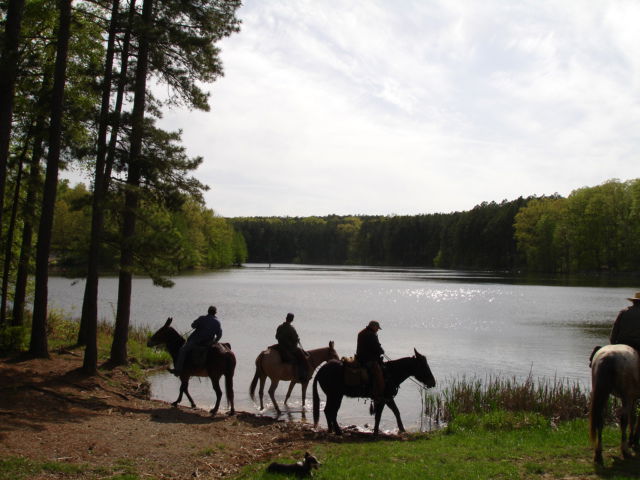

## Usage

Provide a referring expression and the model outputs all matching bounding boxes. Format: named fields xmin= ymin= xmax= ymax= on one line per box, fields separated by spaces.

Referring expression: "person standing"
xmin=610 ymin=292 xmax=640 ymax=353
xmin=172 ymin=305 xmax=222 ymax=375
xmin=355 ymin=320 xmax=385 ymax=400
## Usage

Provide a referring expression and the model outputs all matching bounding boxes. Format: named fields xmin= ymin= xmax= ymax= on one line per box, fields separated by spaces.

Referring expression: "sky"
xmin=156 ymin=0 xmax=640 ymax=218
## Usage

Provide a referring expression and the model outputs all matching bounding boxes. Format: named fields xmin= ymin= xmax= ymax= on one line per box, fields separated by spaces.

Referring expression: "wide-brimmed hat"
xmin=628 ymin=292 xmax=640 ymax=302
xmin=368 ymin=320 xmax=381 ymax=330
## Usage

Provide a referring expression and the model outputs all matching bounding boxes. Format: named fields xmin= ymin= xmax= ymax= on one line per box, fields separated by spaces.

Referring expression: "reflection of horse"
xmin=313 ymin=349 xmax=436 ymax=435
xmin=249 ymin=341 xmax=339 ymax=414
xmin=589 ymin=344 xmax=640 ymax=464
xmin=147 ymin=317 xmax=236 ymax=415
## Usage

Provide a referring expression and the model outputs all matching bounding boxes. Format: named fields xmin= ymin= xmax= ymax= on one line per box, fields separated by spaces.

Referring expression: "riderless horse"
xmin=250 ymin=341 xmax=339 ymax=414
xmin=589 ymin=344 xmax=640 ymax=464
xmin=147 ymin=317 xmax=236 ymax=415
xmin=313 ymin=348 xmax=436 ymax=435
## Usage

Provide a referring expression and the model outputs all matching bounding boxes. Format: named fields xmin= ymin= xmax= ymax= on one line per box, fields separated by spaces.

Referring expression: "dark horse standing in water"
xmin=147 ymin=317 xmax=236 ymax=415
xmin=589 ymin=344 xmax=640 ymax=464
xmin=313 ymin=348 xmax=436 ymax=435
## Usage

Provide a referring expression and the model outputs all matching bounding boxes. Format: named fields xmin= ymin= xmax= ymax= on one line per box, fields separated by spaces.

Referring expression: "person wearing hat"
xmin=275 ymin=313 xmax=310 ymax=382
xmin=355 ymin=320 xmax=385 ymax=400
xmin=171 ymin=305 xmax=222 ymax=375
xmin=610 ymin=292 xmax=640 ymax=353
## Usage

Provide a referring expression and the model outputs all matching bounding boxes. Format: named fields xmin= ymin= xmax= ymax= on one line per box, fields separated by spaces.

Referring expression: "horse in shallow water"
xmin=249 ymin=341 xmax=339 ymax=414
xmin=147 ymin=317 xmax=236 ymax=415
xmin=589 ymin=344 xmax=640 ymax=464
xmin=313 ymin=348 xmax=436 ymax=435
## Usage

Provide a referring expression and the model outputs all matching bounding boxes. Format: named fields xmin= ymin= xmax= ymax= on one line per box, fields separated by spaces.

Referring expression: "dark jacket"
xmin=188 ymin=314 xmax=222 ymax=346
xmin=356 ymin=326 xmax=384 ymax=364
xmin=610 ymin=303 xmax=640 ymax=351
xmin=276 ymin=321 xmax=300 ymax=351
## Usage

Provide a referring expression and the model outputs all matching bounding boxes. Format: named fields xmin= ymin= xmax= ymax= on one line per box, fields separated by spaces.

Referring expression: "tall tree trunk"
xmin=78 ymin=0 xmax=120 ymax=372
xmin=0 ymin=0 xmax=26 ymax=230
xmin=110 ymin=0 xmax=153 ymax=366
xmin=78 ymin=0 xmax=135 ymax=346
xmin=12 ymin=74 xmax=50 ymax=328
xmin=30 ymin=0 xmax=72 ymax=358
xmin=0 ymin=130 xmax=31 ymax=325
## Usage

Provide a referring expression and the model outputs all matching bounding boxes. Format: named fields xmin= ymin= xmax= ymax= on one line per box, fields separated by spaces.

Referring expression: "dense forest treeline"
xmin=231 ymin=179 xmax=640 ymax=274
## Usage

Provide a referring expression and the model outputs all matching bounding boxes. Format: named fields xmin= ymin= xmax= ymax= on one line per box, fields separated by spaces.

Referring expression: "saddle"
xmin=341 ymin=357 xmax=369 ymax=387
xmin=190 ymin=342 xmax=231 ymax=368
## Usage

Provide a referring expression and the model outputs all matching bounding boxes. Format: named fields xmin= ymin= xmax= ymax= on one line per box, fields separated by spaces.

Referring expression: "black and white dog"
xmin=266 ymin=452 xmax=321 ymax=477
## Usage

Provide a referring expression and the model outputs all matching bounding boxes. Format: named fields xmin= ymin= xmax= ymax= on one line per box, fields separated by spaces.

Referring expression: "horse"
xmin=249 ymin=341 xmax=339 ymax=414
xmin=147 ymin=317 xmax=236 ymax=415
xmin=589 ymin=344 xmax=640 ymax=464
xmin=313 ymin=348 xmax=436 ymax=435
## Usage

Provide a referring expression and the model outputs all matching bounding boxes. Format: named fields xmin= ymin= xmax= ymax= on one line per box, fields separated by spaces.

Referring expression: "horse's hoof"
xmin=171 ymin=402 xmax=178 ymax=408
xmin=210 ymin=409 xmax=218 ymax=415
xmin=227 ymin=409 xmax=236 ymax=416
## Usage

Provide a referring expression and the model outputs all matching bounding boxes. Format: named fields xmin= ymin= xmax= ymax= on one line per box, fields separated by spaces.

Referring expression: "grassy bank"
xmin=236 ymin=414 xmax=639 ymax=479
xmin=0 ymin=309 xmax=171 ymax=370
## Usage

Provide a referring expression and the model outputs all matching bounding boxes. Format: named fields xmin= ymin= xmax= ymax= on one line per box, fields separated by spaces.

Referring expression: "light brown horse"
xmin=249 ymin=341 xmax=338 ymax=414
xmin=147 ymin=317 xmax=236 ymax=415
xmin=589 ymin=344 xmax=640 ymax=464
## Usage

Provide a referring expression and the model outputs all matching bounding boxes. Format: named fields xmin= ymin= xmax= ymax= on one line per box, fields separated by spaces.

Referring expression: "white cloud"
xmin=157 ymin=0 xmax=640 ymax=217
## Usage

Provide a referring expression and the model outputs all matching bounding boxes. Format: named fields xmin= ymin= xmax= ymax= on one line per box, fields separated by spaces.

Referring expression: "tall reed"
xmin=423 ymin=373 xmax=615 ymax=426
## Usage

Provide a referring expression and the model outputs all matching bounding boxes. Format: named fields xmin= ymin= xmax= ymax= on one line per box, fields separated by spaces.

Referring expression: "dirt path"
xmin=0 ymin=351 xmax=342 ymax=479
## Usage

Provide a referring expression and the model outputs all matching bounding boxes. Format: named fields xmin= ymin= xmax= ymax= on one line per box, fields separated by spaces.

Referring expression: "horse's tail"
xmin=313 ymin=369 xmax=321 ymax=428
xmin=249 ymin=352 xmax=264 ymax=400
xmin=225 ymin=351 xmax=236 ymax=405
xmin=589 ymin=353 xmax=616 ymax=444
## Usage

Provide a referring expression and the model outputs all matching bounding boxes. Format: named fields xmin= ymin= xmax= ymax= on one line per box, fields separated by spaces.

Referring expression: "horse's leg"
xmin=386 ymin=398 xmax=405 ymax=433
xmin=225 ymin=372 xmax=235 ymax=416
xmin=268 ymin=379 xmax=281 ymax=414
xmin=301 ymin=380 xmax=309 ymax=409
xmin=325 ymin=394 xmax=343 ymax=435
xmin=373 ymin=400 xmax=386 ymax=436
xmin=210 ymin=377 xmax=222 ymax=415
xmin=632 ymin=401 xmax=640 ymax=450
xmin=620 ymin=400 xmax=632 ymax=459
xmin=284 ymin=381 xmax=296 ymax=406
xmin=258 ymin=376 xmax=266 ymax=410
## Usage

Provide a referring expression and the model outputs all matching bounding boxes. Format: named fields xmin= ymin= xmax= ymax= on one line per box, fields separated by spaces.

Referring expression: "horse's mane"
xmin=165 ymin=327 xmax=186 ymax=351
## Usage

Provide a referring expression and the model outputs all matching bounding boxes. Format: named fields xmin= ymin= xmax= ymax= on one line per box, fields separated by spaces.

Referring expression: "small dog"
xmin=266 ymin=452 xmax=321 ymax=477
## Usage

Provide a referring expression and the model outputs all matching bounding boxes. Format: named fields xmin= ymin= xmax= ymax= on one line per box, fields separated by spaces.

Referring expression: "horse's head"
xmin=328 ymin=340 xmax=339 ymax=361
xmin=412 ymin=348 xmax=436 ymax=388
xmin=147 ymin=317 xmax=181 ymax=348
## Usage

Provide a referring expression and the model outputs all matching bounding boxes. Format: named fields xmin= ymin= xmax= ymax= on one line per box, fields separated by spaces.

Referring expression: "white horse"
xmin=589 ymin=344 xmax=640 ymax=464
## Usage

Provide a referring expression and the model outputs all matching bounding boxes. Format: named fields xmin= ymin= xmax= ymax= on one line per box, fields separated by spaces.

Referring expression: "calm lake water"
xmin=48 ymin=264 xmax=632 ymax=432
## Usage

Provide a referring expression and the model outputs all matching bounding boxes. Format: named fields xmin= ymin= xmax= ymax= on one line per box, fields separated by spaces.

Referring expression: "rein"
xmin=384 ymin=353 xmax=429 ymax=391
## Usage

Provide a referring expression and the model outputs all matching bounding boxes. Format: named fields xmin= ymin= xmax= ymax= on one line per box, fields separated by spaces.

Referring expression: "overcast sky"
xmin=157 ymin=0 xmax=640 ymax=218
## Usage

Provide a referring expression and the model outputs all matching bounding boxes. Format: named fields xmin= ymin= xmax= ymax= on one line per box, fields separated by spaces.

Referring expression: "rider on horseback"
xmin=610 ymin=292 xmax=640 ymax=353
xmin=171 ymin=306 xmax=222 ymax=376
xmin=276 ymin=313 xmax=310 ymax=382
xmin=355 ymin=320 xmax=385 ymax=401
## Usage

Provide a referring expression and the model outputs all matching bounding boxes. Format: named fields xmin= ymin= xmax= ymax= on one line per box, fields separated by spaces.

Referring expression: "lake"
xmin=48 ymin=264 xmax=629 ymax=432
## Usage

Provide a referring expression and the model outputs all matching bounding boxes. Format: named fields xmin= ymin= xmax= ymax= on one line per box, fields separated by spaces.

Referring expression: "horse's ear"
xmin=165 ymin=317 xmax=173 ymax=327
xmin=329 ymin=340 xmax=334 ymax=349
xmin=414 ymin=347 xmax=423 ymax=358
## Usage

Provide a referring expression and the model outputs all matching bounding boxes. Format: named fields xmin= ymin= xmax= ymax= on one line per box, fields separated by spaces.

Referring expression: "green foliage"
xmin=424 ymin=374 xmax=591 ymax=425
xmin=50 ymin=183 xmax=246 ymax=275
xmin=446 ymin=410 xmax=548 ymax=433
xmin=515 ymin=179 xmax=640 ymax=272
xmin=0 ymin=325 xmax=29 ymax=354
